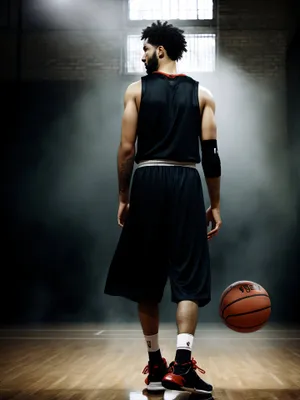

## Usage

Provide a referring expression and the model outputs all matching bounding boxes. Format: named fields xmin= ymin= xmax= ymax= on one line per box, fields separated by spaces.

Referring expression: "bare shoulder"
xmin=125 ymin=80 xmax=142 ymax=97
xmin=198 ymin=85 xmax=215 ymax=112
xmin=124 ymin=80 xmax=142 ymax=110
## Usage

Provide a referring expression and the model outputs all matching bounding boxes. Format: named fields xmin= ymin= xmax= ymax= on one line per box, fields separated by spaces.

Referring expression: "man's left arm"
xmin=118 ymin=83 xmax=138 ymax=204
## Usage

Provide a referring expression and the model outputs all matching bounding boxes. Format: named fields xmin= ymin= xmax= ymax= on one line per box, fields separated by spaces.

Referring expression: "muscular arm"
xmin=200 ymin=90 xmax=221 ymax=209
xmin=117 ymin=83 xmax=138 ymax=203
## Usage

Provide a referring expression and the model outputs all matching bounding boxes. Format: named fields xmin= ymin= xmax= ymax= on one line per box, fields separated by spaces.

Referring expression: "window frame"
xmin=120 ymin=0 xmax=218 ymax=76
xmin=124 ymin=32 xmax=216 ymax=75
xmin=123 ymin=0 xmax=217 ymax=27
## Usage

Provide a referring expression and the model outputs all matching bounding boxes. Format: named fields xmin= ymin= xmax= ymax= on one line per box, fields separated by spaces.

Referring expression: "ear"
xmin=157 ymin=46 xmax=165 ymax=59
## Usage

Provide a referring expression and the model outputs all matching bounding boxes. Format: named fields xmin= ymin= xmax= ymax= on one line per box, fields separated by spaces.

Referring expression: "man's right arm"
xmin=200 ymin=89 xmax=221 ymax=210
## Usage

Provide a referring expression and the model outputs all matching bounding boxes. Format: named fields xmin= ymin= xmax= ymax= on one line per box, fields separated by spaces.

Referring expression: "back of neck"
xmin=153 ymin=71 xmax=186 ymax=77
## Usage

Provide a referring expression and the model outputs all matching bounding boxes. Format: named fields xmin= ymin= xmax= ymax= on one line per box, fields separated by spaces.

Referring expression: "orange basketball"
xmin=219 ymin=280 xmax=271 ymax=333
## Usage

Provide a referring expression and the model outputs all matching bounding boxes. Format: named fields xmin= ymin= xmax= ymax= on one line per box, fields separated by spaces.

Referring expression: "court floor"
xmin=0 ymin=323 xmax=299 ymax=400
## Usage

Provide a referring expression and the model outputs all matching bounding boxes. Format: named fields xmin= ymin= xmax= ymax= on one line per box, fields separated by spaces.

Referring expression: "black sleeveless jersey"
xmin=135 ymin=72 xmax=202 ymax=164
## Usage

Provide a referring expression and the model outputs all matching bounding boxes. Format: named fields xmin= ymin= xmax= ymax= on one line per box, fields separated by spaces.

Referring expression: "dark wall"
xmin=286 ymin=26 xmax=300 ymax=319
xmin=0 ymin=0 xmax=291 ymax=81
xmin=1 ymin=0 xmax=298 ymax=324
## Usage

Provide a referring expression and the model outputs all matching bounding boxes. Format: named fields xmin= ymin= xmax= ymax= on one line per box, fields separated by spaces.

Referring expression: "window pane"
xmin=178 ymin=34 xmax=216 ymax=73
xmin=126 ymin=34 xmax=216 ymax=73
xmin=128 ymin=0 xmax=213 ymax=20
xmin=126 ymin=35 xmax=144 ymax=74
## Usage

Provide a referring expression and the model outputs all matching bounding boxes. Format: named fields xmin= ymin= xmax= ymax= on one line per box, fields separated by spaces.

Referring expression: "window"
xmin=128 ymin=0 xmax=214 ymax=20
xmin=126 ymin=34 xmax=216 ymax=74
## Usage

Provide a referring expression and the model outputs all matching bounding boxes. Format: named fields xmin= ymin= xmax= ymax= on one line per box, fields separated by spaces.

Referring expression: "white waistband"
xmin=137 ymin=160 xmax=196 ymax=168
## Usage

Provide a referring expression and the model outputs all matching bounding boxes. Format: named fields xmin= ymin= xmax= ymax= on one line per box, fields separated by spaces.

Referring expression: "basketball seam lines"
xmin=221 ymin=294 xmax=270 ymax=318
xmin=225 ymin=305 xmax=271 ymax=321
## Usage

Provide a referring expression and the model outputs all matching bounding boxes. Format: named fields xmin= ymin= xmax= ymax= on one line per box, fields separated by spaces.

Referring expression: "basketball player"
xmin=104 ymin=21 xmax=221 ymax=394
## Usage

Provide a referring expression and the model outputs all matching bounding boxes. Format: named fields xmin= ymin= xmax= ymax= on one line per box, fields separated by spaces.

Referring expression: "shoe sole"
xmin=162 ymin=379 xmax=212 ymax=394
xmin=146 ymin=382 xmax=165 ymax=391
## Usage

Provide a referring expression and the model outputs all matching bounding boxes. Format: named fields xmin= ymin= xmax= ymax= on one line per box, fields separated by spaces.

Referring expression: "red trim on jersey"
xmin=153 ymin=71 xmax=186 ymax=78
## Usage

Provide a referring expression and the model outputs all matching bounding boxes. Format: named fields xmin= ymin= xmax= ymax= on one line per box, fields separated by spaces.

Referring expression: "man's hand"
xmin=206 ymin=206 xmax=222 ymax=240
xmin=118 ymin=201 xmax=130 ymax=227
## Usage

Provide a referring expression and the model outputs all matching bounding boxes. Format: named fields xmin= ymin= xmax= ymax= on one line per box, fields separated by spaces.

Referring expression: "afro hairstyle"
xmin=141 ymin=20 xmax=187 ymax=61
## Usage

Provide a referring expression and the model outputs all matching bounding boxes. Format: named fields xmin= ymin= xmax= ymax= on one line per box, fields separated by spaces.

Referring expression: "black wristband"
xmin=201 ymin=139 xmax=221 ymax=178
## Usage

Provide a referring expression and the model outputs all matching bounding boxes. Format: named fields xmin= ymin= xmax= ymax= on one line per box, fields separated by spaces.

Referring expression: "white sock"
xmin=144 ymin=333 xmax=160 ymax=352
xmin=176 ymin=333 xmax=194 ymax=351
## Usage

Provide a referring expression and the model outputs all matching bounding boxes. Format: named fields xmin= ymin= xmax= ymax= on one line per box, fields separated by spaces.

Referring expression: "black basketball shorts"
xmin=104 ymin=164 xmax=211 ymax=307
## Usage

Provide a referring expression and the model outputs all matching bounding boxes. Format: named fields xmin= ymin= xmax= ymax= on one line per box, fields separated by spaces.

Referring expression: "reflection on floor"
xmin=0 ymin=323 xmax=299 ymax=400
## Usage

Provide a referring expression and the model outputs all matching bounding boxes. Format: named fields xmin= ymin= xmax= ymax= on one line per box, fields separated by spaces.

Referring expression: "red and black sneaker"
xmin=142 ymin=357 xmax=169 ymax=391
xmin=162 ymin=358 xmax=213 ymax=394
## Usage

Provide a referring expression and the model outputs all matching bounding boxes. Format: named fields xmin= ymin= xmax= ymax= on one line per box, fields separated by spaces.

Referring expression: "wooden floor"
xmin=0 ymin=323 xmax=300 ymax=400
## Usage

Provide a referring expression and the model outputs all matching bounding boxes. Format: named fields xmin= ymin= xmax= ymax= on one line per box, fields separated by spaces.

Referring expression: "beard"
xmin=145 ymin=52 xmax=159 ymax=75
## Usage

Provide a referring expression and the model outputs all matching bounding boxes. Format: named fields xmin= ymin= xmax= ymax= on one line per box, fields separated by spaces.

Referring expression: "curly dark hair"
xmin=141 ymin=20 xmax=187 ymax=61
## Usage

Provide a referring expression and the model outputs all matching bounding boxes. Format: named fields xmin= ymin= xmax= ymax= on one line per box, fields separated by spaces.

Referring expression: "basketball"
xmin=219 ymin=280 xmax=271 ymax=333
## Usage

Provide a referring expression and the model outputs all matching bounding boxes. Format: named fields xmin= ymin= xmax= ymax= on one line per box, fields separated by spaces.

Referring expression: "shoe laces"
xmin=190 ymin=358 xmax=206 ymax=374
xmin=142 ymin=357 xmax=166 ymax=375
xmin=170 ymin=358 xmax=206 ymax=375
